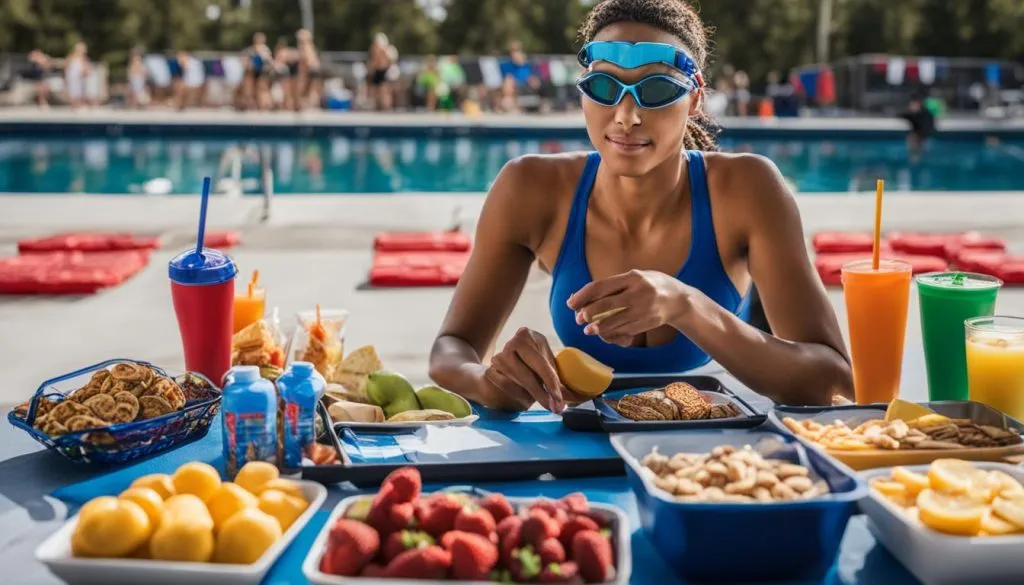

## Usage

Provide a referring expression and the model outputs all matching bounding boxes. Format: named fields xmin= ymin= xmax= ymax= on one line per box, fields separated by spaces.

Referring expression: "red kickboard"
xmin=369 ymin=251 xmax=469 ymax=287
xmin=374 ymin=231 xmax=471 ymax=253
xmin=815 ymin=252 xmax=947 ymax=286
xmin=812 ymin=232 xmax=881 ymax=254
xmin=204 ymin=230 xmax=242 ymax=249
xmin=0 ymin=251 xmax=150 ymax=295
xmin=18 ymin=232 xmax=162 ymax=254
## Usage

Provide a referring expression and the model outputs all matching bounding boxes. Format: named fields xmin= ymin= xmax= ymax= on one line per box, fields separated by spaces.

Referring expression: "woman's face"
xmin=582 ymin=22 xmax=701 ymax=178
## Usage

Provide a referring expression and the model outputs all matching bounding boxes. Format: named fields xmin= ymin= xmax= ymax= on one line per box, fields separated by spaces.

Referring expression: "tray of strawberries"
xmin=302 ymin=467 xmax=630 ymax=584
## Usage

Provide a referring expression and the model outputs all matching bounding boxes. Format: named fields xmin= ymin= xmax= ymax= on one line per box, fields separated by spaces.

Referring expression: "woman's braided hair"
xmin=578 ymin=0 xmax=719 ymax=151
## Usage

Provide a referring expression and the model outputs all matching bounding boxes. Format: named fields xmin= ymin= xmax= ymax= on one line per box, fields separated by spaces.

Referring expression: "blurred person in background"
xmin=416 ymin=55 xmax=442 ymax=110
xmin=24 ymin=50 xmax=53 ymax=109
xmin=705 ymin=78 xmax=729 ymax=117
xmin=175 ymin=50 xmax=205 ymax=110
xmin=498 ymin=40 xmax=540 ymax=112
xmin=439 ymin=55 xmax=466 ymax=110
xmin=902 ymin=95 xmax=935 ymax=160
xmin=241 ymin=32 xmax=273 ymax=110
xmin=272 ymin=37 xmax=298 ymax=111
xmin=368 ymin=32 xmax=394 ymax=110
xmin=126 ymin=47 xmax=148 ymax=109
xmin=64 ymin=42 xmax=90 ymax=109
xmin=296 ymin=29 xmax=321 ymax=110
xmin=732 ymin=69 xmax=751 ymax=116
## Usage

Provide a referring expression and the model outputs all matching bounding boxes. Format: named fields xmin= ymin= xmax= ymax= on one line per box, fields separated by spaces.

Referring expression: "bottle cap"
xmin=227 ymin=365 xmax=261 ymax=383
xmin=168 ymin=248 xmax=238 ymax=285
xmin=290 ymin=362 xmax=315 ymax=376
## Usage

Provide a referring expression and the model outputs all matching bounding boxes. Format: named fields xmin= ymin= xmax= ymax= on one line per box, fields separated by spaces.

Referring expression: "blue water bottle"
xmin=277 ymin=361 xmax=326 ymax=470
xmin=221 ymin=365 xmax=278 ymax=479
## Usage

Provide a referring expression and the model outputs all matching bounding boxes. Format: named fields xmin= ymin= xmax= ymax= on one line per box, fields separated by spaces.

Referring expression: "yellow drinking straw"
xmin=872 ymin=179 xmax=884 ymax=270
xmin=247 ymin=269 xmax=259 ymax=298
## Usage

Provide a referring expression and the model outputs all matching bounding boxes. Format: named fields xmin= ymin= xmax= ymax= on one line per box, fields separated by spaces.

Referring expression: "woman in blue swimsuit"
xmin=429 ymin=0 xmax=852 ymax=411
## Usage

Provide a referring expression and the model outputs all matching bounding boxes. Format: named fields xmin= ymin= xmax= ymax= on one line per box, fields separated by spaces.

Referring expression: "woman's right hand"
xmin=480 ymin=327 xmax=569 ymax=413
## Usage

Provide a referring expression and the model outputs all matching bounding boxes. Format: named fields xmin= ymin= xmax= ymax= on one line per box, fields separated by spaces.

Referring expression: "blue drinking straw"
xmin=196 ymin=176 xmax=212 ymax=256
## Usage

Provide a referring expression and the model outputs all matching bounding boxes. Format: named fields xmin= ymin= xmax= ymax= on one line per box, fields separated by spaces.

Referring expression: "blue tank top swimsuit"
xmin=548 ymin=150 xmax=750 ymax=374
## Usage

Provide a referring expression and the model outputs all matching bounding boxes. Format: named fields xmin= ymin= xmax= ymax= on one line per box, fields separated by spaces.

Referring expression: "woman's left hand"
xmin=567 ymin=269 xmax=692 ymax=347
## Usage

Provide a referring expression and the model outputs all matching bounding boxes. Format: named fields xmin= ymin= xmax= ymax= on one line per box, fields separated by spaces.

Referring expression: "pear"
xmin=415 ymin=385 xmax=472 ymax=418
xmin=365 ymin=371 xmax=421 ymax=418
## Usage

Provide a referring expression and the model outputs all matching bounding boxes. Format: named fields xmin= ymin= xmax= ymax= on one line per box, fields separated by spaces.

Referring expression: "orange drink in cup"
xmin=233 ymin=270 xmax=265 ymax=333
xmin=842 ymin=259 xmax=912 ymax=404
xmin=966 ymin=316 xmax=1024 ymax=419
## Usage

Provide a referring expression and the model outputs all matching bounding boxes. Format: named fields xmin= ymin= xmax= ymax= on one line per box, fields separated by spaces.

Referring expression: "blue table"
xmin=0 ymin=363 xmax=928 ymax=584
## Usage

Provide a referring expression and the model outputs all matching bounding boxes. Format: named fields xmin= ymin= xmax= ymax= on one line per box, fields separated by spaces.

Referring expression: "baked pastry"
xmin=328 ymin=400 xmax=386 ymax=424
xmin=664 ymin=382 xmax=712 ymax=420
xmin=386 ymin=409 xmax=457 ymax=423
xmin=139 ymin=395 xmax=176 ymax=419
xmin=613 ymin=397 xmax=668 ymax=421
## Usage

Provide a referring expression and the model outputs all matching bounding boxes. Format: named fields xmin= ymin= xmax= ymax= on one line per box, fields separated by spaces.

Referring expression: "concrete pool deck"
xmin=1 ymin=106 xmax=1024 ymax=134
xmin=4 ymin=190 xmax=1024 ymax=410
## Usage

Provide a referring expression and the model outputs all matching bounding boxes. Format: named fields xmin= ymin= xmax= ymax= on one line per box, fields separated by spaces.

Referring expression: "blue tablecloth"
xmin=45 ymin=415 xmax=922 ymax=585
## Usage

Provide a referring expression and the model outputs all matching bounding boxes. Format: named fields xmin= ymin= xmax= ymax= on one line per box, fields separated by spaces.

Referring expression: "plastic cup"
xmin=966 ymin=316 xmax=1024 ymax=419
xmin=169 ymin=248 xmax=238 ymax=385
xmin=841 ymin=259 xmax=912 ymax=404
xmin=233 ymin=287 xmax=266 ymax=333
xmin=916 ymin=272 xmax=1002 ymax=402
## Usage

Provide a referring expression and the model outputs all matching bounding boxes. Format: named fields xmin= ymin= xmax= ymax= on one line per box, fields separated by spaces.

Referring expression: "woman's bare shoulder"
xmin=703 ymin=151 xmax=792 ymax=205
xmin=484 ymin=151 xmax=592 ymax=250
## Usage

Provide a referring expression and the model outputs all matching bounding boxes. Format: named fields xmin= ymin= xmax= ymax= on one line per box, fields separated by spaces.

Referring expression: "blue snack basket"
xmin=8 ymin=358 xmax=222 ymax=465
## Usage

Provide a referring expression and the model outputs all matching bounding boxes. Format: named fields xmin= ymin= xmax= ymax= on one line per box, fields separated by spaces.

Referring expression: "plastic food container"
xmin=861 ymin=462 xmax=1024 ymax=585
xmin=36 ymin=480 xmax=327 ymax=585
xmin=770 ymin=401 xmax=1024 ymax=471
xmin=302 ymin=491 xmax=632 ymax=585
xmin=610 ymin=429 xmax=867 ymax=583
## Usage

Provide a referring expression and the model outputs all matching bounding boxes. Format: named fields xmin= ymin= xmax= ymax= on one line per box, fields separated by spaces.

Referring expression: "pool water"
xmin=1 ymin=135 xmax=1022 ymax=194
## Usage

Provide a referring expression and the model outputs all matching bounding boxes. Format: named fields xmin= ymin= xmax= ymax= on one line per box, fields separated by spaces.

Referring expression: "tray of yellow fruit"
xmin=860 ymin=459 xmax=1024 ymax=585
xmin=35 ymin=460 xmax=327 ymax=585
xmin=770 ymin=399 xmax=1024 ymax=471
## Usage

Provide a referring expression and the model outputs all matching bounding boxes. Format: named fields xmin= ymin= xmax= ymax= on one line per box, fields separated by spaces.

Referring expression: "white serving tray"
xmin=302 ymin=493 xmax=632 ymax=585
xmin=860 ymin=462 xmax=1024 ymax=585
xmin=36 ymin=480 xmax=327 ymax=585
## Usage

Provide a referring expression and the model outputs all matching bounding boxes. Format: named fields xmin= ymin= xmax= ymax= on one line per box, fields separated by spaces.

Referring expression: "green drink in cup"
xmin=916 ymin=272 xmax=1002 ymax=401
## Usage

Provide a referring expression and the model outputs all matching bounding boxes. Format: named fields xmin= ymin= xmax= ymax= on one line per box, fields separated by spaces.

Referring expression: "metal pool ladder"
xmin=214 ymin=143 xmax=274 ymax=223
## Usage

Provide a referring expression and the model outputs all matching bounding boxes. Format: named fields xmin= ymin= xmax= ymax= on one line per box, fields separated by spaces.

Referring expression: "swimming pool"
xmin=1 ymin=134 xmax=1022 ymax=194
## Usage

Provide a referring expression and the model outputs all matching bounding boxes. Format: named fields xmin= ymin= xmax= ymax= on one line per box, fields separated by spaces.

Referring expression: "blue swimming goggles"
xmin=576 ymin=41 xmax=705 ymax=109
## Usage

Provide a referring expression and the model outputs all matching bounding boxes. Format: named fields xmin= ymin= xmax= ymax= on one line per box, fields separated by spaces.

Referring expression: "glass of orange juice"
xmin=233 ymin=287 xmax=266 ymax=333
xmin=965 ymin=316 xmax=1024 ymax=419
xmin=841 ymin=259 xmax=912 ymax=404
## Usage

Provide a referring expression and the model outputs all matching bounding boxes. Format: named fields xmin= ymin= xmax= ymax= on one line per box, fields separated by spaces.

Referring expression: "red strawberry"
xmin=360 ymin=563 xmax=387 ymax=578
xmin=521 ymin=509 xmax=561 ymax=547
xmin=582 ymin=510 xmax=610 ymax=529
xmin=500 ymin=523 xmax=522 ymax=566
xmin=537 ymin=537 xmax=566 ymax=565
xmin=322 ymin=519 xmax=380 ymax=576
xmin=449 ymin=531 xmax=500 ymax=580
xmin=559 ymin=515 xmax=599 ymax=552
xmin=440 ymin=530 xmax=458 ymax=550
xmin=481 ymin=493 xmax=515 ymax=523
xmin=382 ymin=530 xmax=435 ymax=564
xmin=454 ymin=507 xmax=497 ymax=540
xmin=384 ymin=545 xmax=451 ymax=579
xmin=496 ymin=515 xmax=523 ymax=545
xmin=572 ymin=530 xmax=615 ymax=583
xmin=559 ymin=492 xmax=589 ymax=515
xmin=540 ymin=561 xmax=581 ymax=583
xmin=367 ymin=500 xmax=416 ymax=536
xmin=508 ymin=546 xmax=543 ymax=582
xmin=381 ymin=467 xmax=421 ymax=504
xmin=418 ymin=497 xmax=465 ymax=536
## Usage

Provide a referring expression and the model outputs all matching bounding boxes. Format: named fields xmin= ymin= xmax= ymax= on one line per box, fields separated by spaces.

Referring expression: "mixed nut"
xmin=640 ymin=444 xmax=830 ymax=503
xmin=781 ymin=415 xmax=1022 ymax=451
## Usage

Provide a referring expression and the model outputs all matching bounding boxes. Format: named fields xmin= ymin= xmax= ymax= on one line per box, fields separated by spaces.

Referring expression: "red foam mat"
xmin=0 ymin=251 xmax=150 ymax=295
xmin=19 ymin=232 xmax=162 ymax=254
xmin=369 ymin=251 xmax=469 ymax=287
xmin=814 ymin=252 xmax=947 ymax=286
xmin=374 ymin=230 xmax=471 ymax=253
xmin=812 ymin=232 xmax=879 ymax=254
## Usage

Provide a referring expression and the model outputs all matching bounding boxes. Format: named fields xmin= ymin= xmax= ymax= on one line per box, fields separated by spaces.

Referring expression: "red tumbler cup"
xmin=169 ymin=247 xmax=237 ymax=385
